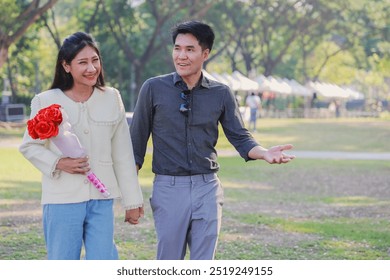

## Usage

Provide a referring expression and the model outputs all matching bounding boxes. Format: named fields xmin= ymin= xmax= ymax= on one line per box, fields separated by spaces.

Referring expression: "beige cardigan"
xmin=19 ymin=87 xmax=143 ymax=209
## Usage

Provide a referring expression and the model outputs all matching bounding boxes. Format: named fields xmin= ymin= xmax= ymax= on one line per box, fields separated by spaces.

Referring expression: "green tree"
xmin=0 ymin=0 xmax=58 ymax=69
xmin=88 ymin=0 xmax=215 ymax=109
xmin=3 ymin=0 xmax=389 ymax=108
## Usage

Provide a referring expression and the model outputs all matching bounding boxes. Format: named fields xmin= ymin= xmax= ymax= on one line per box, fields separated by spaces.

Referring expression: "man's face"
xmin=172 ymin=33 xmax=209 ymax=84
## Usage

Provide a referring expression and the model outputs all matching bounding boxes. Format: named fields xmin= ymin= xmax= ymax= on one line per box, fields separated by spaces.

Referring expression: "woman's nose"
xmin=87 ymin=63 xmax=96 ymax=71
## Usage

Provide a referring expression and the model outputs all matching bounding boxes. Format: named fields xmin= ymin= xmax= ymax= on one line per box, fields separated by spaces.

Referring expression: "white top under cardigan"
xmin=19 ymin=87 xmax=143 ymax=209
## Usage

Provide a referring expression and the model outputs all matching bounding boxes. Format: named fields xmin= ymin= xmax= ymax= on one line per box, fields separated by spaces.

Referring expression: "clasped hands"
xmin=125 ymin=206 xmax=144 ymax=225
xmin=57 ymin=157 xmax=144 ymax=225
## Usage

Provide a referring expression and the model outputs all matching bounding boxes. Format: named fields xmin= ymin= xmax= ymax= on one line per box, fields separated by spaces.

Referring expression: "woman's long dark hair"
xmin=50 ymin=32 xmax=105 ymax=91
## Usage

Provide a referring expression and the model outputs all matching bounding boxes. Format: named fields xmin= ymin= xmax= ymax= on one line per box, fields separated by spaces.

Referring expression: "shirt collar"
xmin=173 ymin=71 xmax=212 ymax=89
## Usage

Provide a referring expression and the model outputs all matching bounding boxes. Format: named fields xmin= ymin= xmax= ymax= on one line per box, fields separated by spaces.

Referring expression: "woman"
xmin=19 ymin=32 xmax=144 ymax=260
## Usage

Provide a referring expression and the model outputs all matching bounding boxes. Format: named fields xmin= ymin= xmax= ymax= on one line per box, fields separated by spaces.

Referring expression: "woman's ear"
xmin=62 ymin=61 xmax=70 ymax=73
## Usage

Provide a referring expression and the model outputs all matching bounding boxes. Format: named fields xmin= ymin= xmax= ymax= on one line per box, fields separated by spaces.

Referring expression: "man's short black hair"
xmin=171 ymin=20 xmax=215 ymax=51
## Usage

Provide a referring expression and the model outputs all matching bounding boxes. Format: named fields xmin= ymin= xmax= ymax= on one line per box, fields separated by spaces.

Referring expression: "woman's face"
xmin=62 ymin=45 xmax=101 ymax=89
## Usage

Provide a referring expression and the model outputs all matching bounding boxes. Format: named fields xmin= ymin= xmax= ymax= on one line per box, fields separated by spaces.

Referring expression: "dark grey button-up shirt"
xmin=130 ymin=72 xmax=259 ymax=176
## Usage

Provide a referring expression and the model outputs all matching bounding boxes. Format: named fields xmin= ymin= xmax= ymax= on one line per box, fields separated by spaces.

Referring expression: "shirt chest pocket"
xmin=191 ymin=98 xmax=223 ymax=127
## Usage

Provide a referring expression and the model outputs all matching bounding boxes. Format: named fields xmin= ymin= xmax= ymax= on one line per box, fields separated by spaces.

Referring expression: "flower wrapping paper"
xmin=27 ymin=104 xmax=110 ymax=198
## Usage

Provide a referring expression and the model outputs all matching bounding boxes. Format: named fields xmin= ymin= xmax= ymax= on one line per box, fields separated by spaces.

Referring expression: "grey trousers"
xmin=150 ymin=173 xmax=224 ymax=260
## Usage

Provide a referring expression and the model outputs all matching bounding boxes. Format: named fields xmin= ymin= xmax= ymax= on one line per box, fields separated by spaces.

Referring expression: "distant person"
xmin=329 ymin=99 xmax=340 ymax=118
xmin=246 ymin=92 xmax=262 ymax=132
xmin=335 ymin=100 xmax=341 ymax=117
xmin=19 ymin=32 xmax=144 ymax=260
xmin=311 ymin=92 xmax=318 ymax=108
xmin=130 ymin=20 xmax=295 ymax=260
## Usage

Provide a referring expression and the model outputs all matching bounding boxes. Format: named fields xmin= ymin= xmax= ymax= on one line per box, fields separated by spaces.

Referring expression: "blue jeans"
xmin=43 ymin=199 xmax=118 ymax=260
xmin=150 ymin=173 xmax=224 ymax=260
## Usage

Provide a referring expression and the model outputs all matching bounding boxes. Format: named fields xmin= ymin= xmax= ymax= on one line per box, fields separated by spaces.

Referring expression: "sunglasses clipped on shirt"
xmin=179 ymin=90 xmax=191 ymax=116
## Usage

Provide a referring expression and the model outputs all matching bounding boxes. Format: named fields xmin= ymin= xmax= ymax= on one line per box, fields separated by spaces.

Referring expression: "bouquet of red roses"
xmin=27 ymin=104 xmax=62 ymax=140
xmin=27 ymin=104 xmax=110 ymax=198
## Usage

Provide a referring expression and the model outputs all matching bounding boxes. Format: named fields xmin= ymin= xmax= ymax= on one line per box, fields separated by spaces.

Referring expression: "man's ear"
xmin=203 ymin=48 xmax=210 ymax=60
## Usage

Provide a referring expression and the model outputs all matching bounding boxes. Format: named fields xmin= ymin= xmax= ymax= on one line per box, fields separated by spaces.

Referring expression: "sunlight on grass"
xmin=1 ymin=118 xmax=389 ymax=260
xmin=239 ymin=213 xmax=390 ymax=250
xmin=0 ymin=207 xmax=41 ymax=219
xmin=281 ymin=221 xmax=318 ymax=234
xmin=116 ymin=241 xmax=156 ymax=260
xmin=320 ymin=240 xmax=385 ymax=259
xmin=0 ymin=228 xmax=46 ymax=260
xmin=222 ymin=181 xmax=274 ymax=190
xmin=216 ymin=118 xmax=390 ymax=152
xmin=323 ymin=196 xmax=388 ymax=207
xmin=138 ymin=178 xmax=153 ymax=188
xmin=0 ymin=148 xmax=41 ymax=201
xmin=221 ymin=232 xmax=253 ymax=242
xmin=0 ymin=199 xmax=38 ymax=206
xmin=325 ymin=239 xmax=368 ymax=249
xmin=0 ymin=148 xmax=41 ymax=182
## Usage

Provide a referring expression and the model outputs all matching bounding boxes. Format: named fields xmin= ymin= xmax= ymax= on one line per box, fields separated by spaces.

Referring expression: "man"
xmin=130 ymin=20 xmax=294 ymax=260
xmin=246 ymin=92 xmax=262 ymax=132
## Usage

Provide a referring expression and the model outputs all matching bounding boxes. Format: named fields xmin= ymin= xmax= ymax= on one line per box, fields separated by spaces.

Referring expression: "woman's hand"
xmin=124 ymin=206 xmax=144 ymax=225
xmin=56 ymin=156 xmax=90 ymax=174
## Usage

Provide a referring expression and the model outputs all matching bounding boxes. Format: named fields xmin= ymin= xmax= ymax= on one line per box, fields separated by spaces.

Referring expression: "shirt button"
xmin=84 ymin=129 xmax=89 ymax=134
xmin=84 ymin=179 xmax=89 ymax=184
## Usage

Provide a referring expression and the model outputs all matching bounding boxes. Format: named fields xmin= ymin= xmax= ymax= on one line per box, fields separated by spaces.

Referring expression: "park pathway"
xmin=218 ymin=149 xmax=390 ymax=161
xmin=1 ymin=137 xmax=389 ymax=160
xmin=289 ymin=150 xmax=390 ymax=160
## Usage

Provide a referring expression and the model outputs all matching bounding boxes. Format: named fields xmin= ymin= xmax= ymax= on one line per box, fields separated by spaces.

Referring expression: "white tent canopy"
xmin=306 ymin=81 xmax=363 ymax=99
xmin=222 ymin=73 xmax=241 ymax=91
xmin=210 ymin=72 xmax=230 ymax=87
xmin=232 ymin=70 xmax=260 ymax=91
xmin=255 ymin=75 xmax=274 ymax=92
xmin=255 ymin=75 xmax=292 ymax=95
xmin=202 ymin=69 xmax=219 ymax=82
xmin=204 ymin=70 xmax=259 ymax=92
xmin=204 ymin=71 xmax=364 ymax=100
xmin=284 ymin=78 xmax=311 ymax=97
xmin=343 ymin=87 xmax=364 ymax=99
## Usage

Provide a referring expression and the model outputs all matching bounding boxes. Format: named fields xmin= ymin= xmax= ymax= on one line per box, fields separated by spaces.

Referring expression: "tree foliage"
xmin=0 ymin=0 xmax=58 ymax=68
xmin=0 ymin=0 xmax=389 ymax=110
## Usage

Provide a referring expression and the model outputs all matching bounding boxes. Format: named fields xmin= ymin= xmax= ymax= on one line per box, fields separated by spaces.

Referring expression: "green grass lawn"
xmin=1 ymin=117 xmax=389 ymax=260
xmin=217 ymin=118 xmax=390 ymax=152
xmin=217 ymin=156 xmax=390 ymax=260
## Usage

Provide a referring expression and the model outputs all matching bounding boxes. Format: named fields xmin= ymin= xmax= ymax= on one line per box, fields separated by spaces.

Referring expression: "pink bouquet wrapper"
xmin=51 ymin=109 xmax=110 ymax=198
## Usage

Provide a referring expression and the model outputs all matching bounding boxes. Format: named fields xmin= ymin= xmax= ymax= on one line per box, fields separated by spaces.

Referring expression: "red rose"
xmin=39 ymin=104 xmax=63 ymax=125
xmin=27 ymin=104 xmax=63 ymax=140
xmin=34 ymin=120 xmax=59 ymax=139
xmin=27 ymin=118 xmax=39 ymax=139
